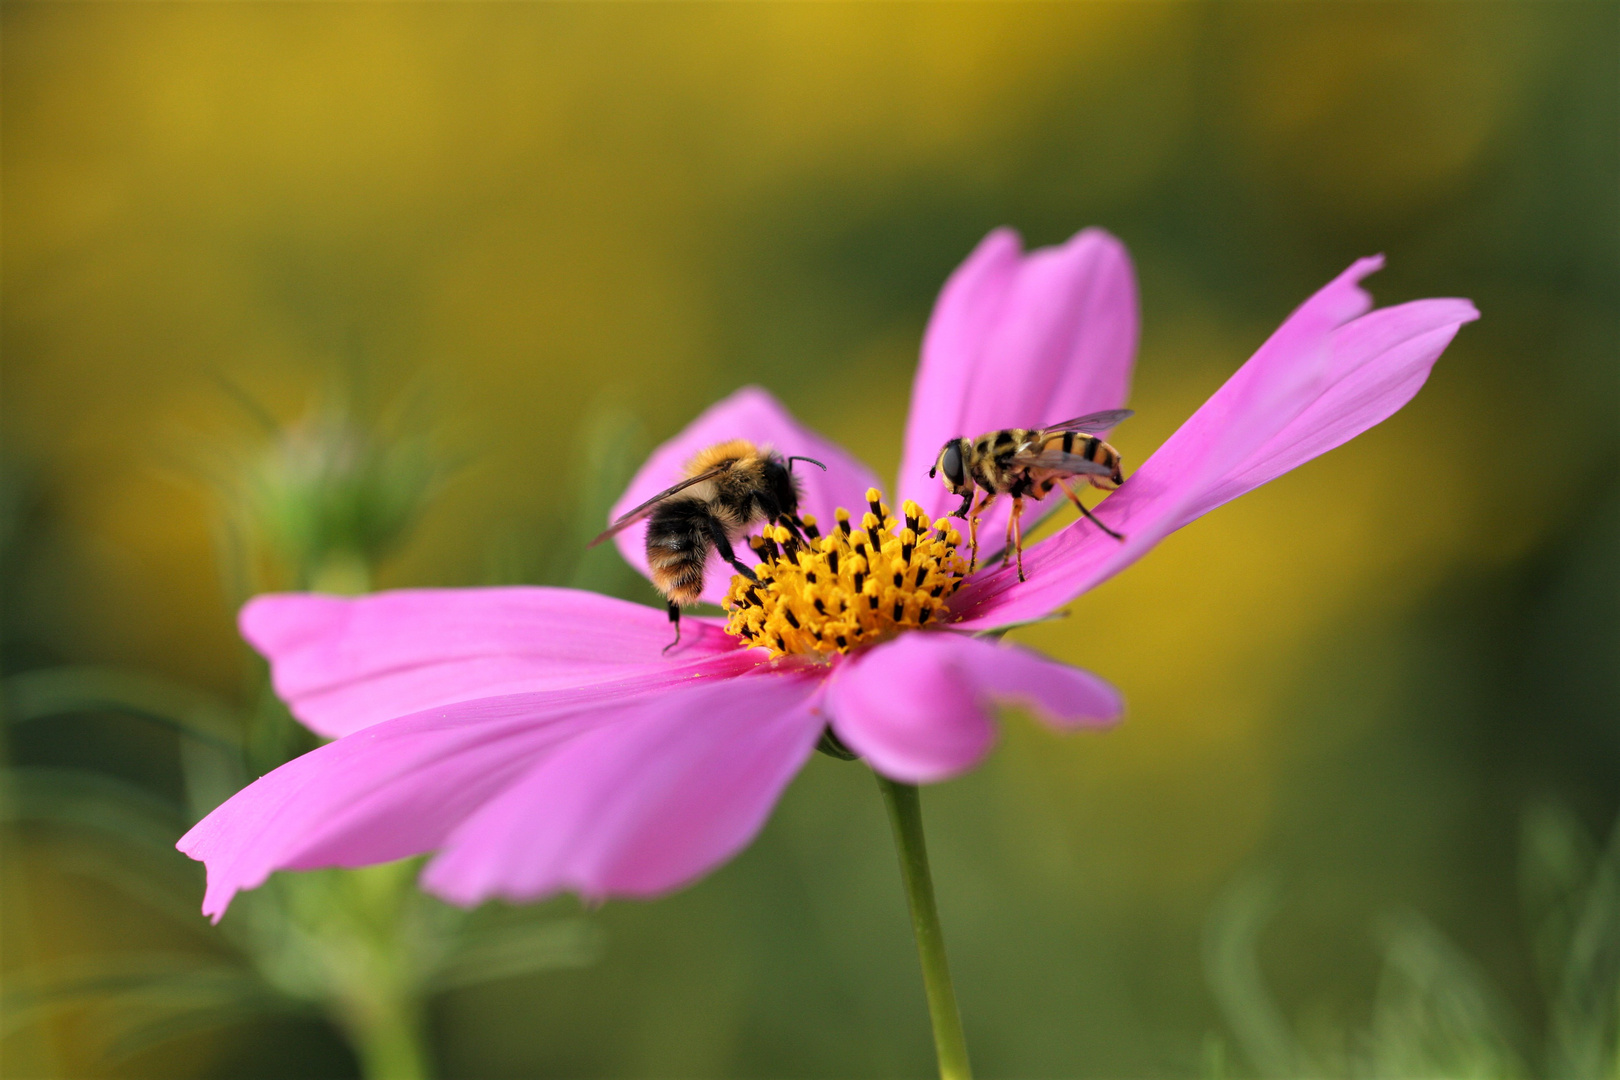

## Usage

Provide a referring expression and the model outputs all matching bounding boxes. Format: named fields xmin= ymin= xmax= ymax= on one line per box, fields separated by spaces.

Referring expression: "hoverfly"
xmin=929 ymin=409 xmax=1132 ymax=580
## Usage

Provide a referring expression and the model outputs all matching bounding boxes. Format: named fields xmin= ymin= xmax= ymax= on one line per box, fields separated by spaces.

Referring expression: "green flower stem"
xmin=308 ymin=550 xmax=372 ymax=597
xmin=330 ymin=862 xmax=436 ymax=1080
xmin=350 ymin=1001 xmax=433 ymax=1080
xmin=876 ymin=773 xmax=973 ymax=1080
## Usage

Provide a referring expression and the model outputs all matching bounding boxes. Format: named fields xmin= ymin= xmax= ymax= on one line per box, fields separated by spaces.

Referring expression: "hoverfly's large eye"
xmin=942 ymin=442 xmax=965 ymax=487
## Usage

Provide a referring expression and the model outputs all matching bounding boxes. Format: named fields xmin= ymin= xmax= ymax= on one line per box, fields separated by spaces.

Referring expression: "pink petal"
xmin=825 ymin=633 xmax=1121 ymax=784
xmin=897 ymin=227 xmax=1139 ymax=550
xmin=178 ymin=666 xmax=816 ymax=919
xmin=609 ymin=386 xmax=883 ymax=605
xmin=241 ymin=588 xmax=755 ymax=738
xmin=420 ymin=671 xmax=824 ymax=905
xmin=1194 ymin=300 xmax=1478 ymax=519
xmin=178 ymin=679 xmax=681 ymax=920
xmin=952 ymin=262 xmax=1478 ymax=630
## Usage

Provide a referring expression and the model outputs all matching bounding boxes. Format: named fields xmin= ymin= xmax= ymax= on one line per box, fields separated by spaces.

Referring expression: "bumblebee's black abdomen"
xmin=646 ymin=498 xmax=716 ymax=604
xmin=647 ymin=497 xmax=712 ymax=546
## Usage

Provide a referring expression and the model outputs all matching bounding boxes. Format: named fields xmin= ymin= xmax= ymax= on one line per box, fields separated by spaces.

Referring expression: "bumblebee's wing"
xmin=1009 ymin=448 xmax=1115 ymax=476
xmin=588 ymin=466 xmax=728 ymax=547
xmin=1037 ymin=408 xmax=1134 ymax=436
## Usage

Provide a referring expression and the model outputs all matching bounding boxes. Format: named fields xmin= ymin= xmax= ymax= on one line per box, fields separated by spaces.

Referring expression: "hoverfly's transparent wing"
xmin=1038 ymin=408 xmax=1135 ymax=436
xmin=587 ymin=466 xmax=729 ymax=547
xmin=1009 ymin=449 xmax=1115 ymax=476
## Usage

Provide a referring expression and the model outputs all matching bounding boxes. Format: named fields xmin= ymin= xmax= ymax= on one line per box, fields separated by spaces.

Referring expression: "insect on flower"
xmin=588 ymin=440 xmax=826 ymax=650
xmin=930 ymin=408 xmax=1133 ymax=579
xmin=179 ymin=227 xmax=1477 ymax=920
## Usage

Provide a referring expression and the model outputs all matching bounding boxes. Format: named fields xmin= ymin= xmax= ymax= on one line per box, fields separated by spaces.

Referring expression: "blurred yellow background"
xmin=4 ymin=3 xmax=1615 ymax=1078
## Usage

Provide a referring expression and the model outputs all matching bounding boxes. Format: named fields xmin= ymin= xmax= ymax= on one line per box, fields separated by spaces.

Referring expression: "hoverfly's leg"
xmin=1056 ymin=479 xmax=1125 ymax=541
xmin=965 ymin=490 xmax=995 ymax=571
xmin=707 ymin=519 xmax=760 ymax=582
xmin=662 ymin=600 xmax=683 ymax=654
xmin=999 ymin=500 xmax=1017 ymax=568
xmin=999 ymin=486 xmax=1031 ymax=570
xmin=1008 ymin=496 xmax=1028 ymax=581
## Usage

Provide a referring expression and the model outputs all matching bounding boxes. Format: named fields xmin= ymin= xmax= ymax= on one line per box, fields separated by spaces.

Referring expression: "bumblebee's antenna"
xmin=787 ymin=455 xmax=827 ymax=473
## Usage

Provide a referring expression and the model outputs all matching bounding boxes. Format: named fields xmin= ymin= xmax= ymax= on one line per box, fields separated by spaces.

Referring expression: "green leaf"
xmin=4 ymin=665 xmax=244 ymax=753
xmin=1 ymin=766 xmax=189 ymax=860
xmin=101 ymin=1000 xmax=312 ymax=1064
xmin=43 ymin=846 xmax=207 ymax=929
xmin=1202 ymin=875 xmax=1313 ymax=1078
xmin=1546 ymin=816 xmax=1620 ymax=1078
xmin=430 ymin=917 xmax=602 ymax=992
xmin=1 ymin=953 xmax=279 ymax=1041
xmin=1365 ymin=909 xmax=1527 ymax=1078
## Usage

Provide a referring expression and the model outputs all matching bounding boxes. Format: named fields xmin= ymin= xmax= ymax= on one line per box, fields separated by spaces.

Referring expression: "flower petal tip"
xmin=1353 ymin=253 xmax=1387 ymax=278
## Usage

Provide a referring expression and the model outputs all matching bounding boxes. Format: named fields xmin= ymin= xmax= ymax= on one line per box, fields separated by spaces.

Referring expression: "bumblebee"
xmin=591 ymin=439 xmax=825 ymax=650
xmin=929 ymin=408 xmax=1133 ymax=581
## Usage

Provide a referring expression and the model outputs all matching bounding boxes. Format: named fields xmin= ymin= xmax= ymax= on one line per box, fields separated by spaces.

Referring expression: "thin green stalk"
xmin=348 ymin=999 xmax=433 ymax=1080
xmin=337 ymin=861 xmax=436 ymax=1080
xmin=876 ymin=772 xmax=973 ymax=1080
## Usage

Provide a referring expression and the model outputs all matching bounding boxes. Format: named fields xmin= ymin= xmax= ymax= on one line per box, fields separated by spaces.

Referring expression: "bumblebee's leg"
xmin=663 ymin=600 xmax=682 ymax=654
xmin=1056 ymin=478 xmax=1125 ymax=541
xmin=779 ymin=509 xmax=808 ymax=540
xmin=776 ymin=513 xmax=808 ymax=552
xmin=707 ymin=518 xmax=760 ymax=582
xmin=965 ymin=490 xmax=995 ymax=571
xmin=1009 ymin=496 xmax=1028 ymax=581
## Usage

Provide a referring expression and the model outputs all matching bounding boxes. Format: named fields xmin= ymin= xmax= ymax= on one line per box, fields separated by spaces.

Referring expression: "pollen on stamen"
xmin=723 ymin=494 xmax=967 ymax=659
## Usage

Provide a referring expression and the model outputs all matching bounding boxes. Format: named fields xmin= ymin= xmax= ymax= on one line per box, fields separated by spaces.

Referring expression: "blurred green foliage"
xmin=2 ymin=3 xmax=1616 ymax=1078
xmin=1205 ymin=802 xmax=1618 ymax=1077
xmin=3 ymin=395 xmax=603 ymax=1079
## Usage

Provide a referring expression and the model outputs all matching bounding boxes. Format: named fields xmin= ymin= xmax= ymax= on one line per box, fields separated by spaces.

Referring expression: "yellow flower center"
xmin=723 ymin=488 xmax=968 ymax=659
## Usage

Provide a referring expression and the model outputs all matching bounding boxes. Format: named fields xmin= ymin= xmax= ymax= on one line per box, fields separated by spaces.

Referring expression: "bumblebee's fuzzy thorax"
xmin=685 ymin=439 xmax=764 ymax=476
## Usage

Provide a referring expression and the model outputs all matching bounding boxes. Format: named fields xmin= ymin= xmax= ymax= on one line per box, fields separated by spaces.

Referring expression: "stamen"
xmin=864 ymin=512 xmax=884 ymax=551
xmin=722 ymin=492 xmax=968 ymax=659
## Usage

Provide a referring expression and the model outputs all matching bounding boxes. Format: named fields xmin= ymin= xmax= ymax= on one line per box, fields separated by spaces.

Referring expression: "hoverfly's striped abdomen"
xmin=1037 ymin=429 xmax=1124 ymax=490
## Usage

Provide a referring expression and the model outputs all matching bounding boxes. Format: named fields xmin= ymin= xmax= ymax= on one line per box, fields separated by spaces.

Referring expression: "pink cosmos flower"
xmin=179 ymin=228 xmax=1477 ymax=919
